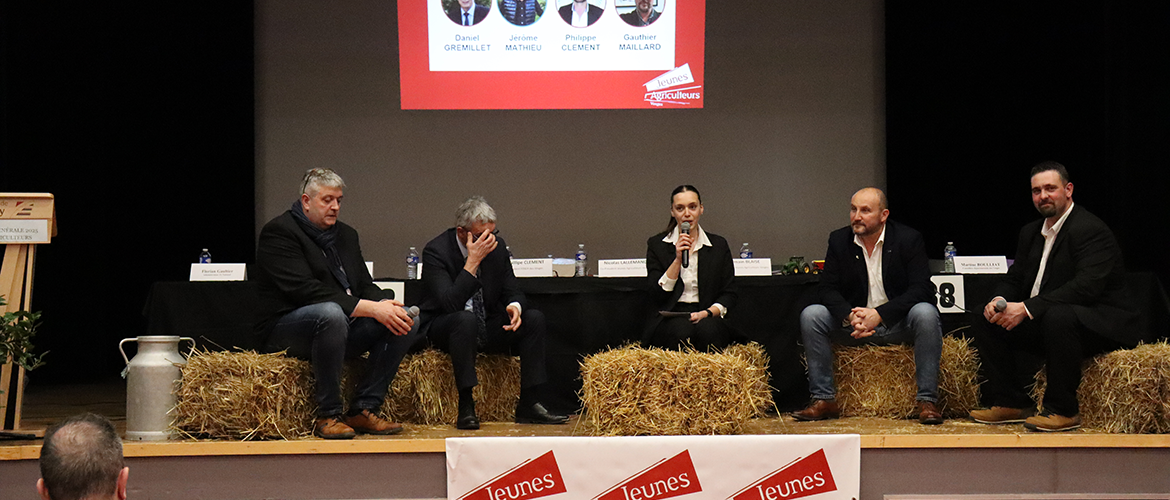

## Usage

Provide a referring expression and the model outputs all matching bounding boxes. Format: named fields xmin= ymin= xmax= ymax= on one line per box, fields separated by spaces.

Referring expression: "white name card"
xmin=0 ymin=219 xmax=50 ymax=244
xmin=365 ymin=261 xmax=374 ymax=277
xmin=954 ymin=256 xmax=1008 ymax=274
xmin=930 ymin=274 xmax=966 ymax=314
xmin=597 ymin=258 xmax=647 ymax=277
xmin=190 ymin=263 xmax=247 ymax=281
xmin=733 ymin=258 xmax=772 ymax=276
xmin=510 ymin=258 xmax=554 ymax=277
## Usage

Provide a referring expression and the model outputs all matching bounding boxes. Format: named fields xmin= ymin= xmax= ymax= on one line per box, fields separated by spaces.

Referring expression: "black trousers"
xmin=969 ymin=304 xmax=1125 ymax=416
xmin=426 ymin=308 xmax=548 ymax=391
xmin=649 ymin=302 xmax=731 ymax=351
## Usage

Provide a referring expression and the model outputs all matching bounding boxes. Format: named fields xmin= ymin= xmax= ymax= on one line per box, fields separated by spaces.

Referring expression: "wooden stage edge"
xmin=3 ymin=432 xmax=1169 ymax=461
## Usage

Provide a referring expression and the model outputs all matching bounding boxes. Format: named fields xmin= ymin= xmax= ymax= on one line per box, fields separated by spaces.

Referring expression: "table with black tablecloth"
xmin=144 ymin=273 xmax=1169 ymax=415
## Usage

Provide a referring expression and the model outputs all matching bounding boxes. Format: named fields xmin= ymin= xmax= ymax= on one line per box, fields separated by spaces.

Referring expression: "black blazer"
xmin=558 ymin=3 xmax=603 ymax=25
xmin=992 ymin=205 xmax=1141 ymax=345
xmin=817 ymin=220 xmax=935 ymax=327
xmin=447 ymin=4 xmax=490 ymax=25
xmin=417 ymin=228 xmax=526 ymax=335
xmin=254 ymin=211 xmax=391 ymax=341
xmin=644 ymin=228 xmax=737 ymax=342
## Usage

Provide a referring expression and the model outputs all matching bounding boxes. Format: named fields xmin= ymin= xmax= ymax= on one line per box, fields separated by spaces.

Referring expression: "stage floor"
xmin=4 ymin=381 xmax=1169 ymax=461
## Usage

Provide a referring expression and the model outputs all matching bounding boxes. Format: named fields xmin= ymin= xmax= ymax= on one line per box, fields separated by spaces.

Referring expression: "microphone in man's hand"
xmin=680 ymin=222 xmax=691 ymax=268
xmin=407 ymin=305 xmax=420 ymax=319
xmin=994 ymin=298 xmax=1007 ymax=313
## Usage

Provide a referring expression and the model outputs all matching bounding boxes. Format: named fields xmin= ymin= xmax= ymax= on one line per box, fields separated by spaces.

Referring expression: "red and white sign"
xmin=459 ymin=451 xmax=568 ymax=500
xmin=446 ymin=436 xmax=859 ymax=500
xmin=594 ymin=450 xmax=702 ymax=500
xmin=729 ymin=449 xmax=837 ymax=500
xmin=398 ymin=0 xmax=706 ymax=109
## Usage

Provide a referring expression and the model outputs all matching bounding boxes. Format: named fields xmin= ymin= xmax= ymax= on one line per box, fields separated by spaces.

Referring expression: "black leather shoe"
xmin=515 ymin=402 xmax=569 ymax=425
xmin=457 ymin=401 xmax=480 ymax=430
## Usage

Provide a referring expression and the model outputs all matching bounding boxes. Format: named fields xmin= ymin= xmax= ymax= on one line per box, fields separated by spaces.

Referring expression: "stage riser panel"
xmin=3 ymin=449 xmax=1168 ymax=500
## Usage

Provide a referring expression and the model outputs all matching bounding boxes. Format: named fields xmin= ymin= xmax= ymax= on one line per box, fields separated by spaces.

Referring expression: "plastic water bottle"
xmin=575 ymin=244 xmax=587 ymax=277
xmin=406 ymin=246 xmax=419 ymax=279
xmin=943 ymin=242 xmax=957 ymax=273
xmin=739 ymin=243 xmax=752 ymax=259
xmin=198 ymin=248 xmax=211 ymax=264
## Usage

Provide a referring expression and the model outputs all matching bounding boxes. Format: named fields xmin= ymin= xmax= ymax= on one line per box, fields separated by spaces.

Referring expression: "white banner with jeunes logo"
xmin=447 ymin=435 xmax=859 ymax=500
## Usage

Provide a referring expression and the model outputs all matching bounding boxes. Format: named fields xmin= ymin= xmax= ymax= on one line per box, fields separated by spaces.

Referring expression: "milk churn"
xmin=119 ymin=336 xmax=194 ymax=441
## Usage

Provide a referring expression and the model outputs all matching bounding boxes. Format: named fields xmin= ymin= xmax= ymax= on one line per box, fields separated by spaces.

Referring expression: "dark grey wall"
xmin=256 ymin=1 xmax=884 ymax=275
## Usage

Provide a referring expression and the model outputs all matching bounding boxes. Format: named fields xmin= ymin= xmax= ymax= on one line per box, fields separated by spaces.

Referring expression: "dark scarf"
xmin=289 ymin=200 xmax=351 ymax=292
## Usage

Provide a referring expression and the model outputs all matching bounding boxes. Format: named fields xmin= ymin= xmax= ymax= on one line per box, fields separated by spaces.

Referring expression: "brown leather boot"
xmin=792 ymin=399 xmax=840 ymax=421
xmin=314 ymin=415 xmax=356 ymax=440
xmin=917 ymin=401 xmax=943 ymax=425
xmin=969 ymin=406 xmax=1037 ymax=424
xmin=1024 ymin=412 xmax=1082 ymax=432
xmin=344 ymin=409 xmax=404 ymax=435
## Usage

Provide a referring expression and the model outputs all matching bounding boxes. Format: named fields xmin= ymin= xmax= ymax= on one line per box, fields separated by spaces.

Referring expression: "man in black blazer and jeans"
xmin=418 ymin=196 xmax=568 ymax=430
xmin=255 ymin=168 xmax=420 ymax=439
xmin=970 ymin=162 xmax=1142 ymax=432
xmin=794 ymin=187 xmax=944 ymax=425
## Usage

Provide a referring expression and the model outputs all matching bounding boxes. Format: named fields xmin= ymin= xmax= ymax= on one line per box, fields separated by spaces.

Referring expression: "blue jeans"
xmin=265 ymin=302 xmax=422 ymax=417
xmin=800 ymin=302 xmax=942 ymax=403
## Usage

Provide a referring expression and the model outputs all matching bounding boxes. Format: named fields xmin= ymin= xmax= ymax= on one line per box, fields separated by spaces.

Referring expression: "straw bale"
xmin=388 ymin=349 xmax=521 ymax=425
xmin=174 ymin=348 xmax=521 ymax=439
xmin=579 ymin=343 xmax=773 ymax=436
xmin=1032 ymin=342 xmax=1170 ymax=433
xmin=172 ymin=350 xmax=315 ymax=440
xmin=720 ymin=342 xmax=774 ymax=415
xmin=833 ymin=336 xmax=980 ymax=419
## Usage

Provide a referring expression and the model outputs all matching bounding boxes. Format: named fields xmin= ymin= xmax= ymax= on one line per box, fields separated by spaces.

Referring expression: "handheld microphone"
xmin=407 ymin=305 xmax=421 ymax=319
xmin=680 ymin=222 xmax=692 ymax=268
xmin=994 ymin=298 xmax=1007 ymax=313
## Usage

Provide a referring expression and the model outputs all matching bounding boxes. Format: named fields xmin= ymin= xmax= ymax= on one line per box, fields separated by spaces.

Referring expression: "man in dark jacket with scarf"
xmin=255 ymin=168 xmax=421 ymax=439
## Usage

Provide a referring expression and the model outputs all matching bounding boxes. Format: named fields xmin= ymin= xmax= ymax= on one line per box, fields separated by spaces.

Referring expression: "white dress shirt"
xmin=1024 ymin=202 xmax=1075 ymax=318
xmin=853 ymin=225 xmax=889 ymax=309
xmin=657 ymin=224 xmax=727 ymax=317
xmin=571 ymin=3 xmax=590 ymax=26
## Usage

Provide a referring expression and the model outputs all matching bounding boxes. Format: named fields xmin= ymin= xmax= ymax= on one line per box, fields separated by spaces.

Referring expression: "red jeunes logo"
xmin=594 ymin=450 xmax=703 ymax=500
xmin=459 ymin=451 xmax=568 ymax=500
xmin=728 ymin=449 xmax=837 ymax=500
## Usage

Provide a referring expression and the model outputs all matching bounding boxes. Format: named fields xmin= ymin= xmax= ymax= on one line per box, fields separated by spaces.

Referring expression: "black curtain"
xmin=886 ymin=2 xmax=1170 ymax=290
xmin=0 ymin=4 xmax=255 ymax=383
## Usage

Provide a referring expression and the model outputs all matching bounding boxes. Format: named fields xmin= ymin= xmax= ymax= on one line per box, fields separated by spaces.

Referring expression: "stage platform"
xmin=2 ymin=382 xmax=1169 ymax=500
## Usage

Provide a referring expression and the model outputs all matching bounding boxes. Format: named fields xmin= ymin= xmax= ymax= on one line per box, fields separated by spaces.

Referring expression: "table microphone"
xmin=994 ymin=298 xmax=1007 ymax=313
xmin=680 ymin=222 xmax=692 ymax=268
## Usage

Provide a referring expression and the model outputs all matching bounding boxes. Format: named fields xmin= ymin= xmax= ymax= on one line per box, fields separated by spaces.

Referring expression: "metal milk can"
xmin=119 ymin=336 xmax=194 ymax=441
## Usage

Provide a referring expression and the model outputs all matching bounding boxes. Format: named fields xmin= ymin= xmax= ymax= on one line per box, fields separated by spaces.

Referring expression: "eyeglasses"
xmin=463 ymin=228 xmax=499 ymax=242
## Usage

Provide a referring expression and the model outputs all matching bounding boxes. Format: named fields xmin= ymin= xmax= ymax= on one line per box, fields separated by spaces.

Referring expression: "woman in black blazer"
xmin=644 ymin=185 xmax=737 ymax=350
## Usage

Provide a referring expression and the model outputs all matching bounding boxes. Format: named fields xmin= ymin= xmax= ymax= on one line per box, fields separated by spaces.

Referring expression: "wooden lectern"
xmin=0 ymin=193 xmax=55 ymax=432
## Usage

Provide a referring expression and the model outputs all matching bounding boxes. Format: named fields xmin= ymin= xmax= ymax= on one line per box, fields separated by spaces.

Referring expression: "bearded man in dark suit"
xmin=970 ymin=161 xmax=1143 ymax=432
xmin=794 ymin=187 xmax=944 ymax=425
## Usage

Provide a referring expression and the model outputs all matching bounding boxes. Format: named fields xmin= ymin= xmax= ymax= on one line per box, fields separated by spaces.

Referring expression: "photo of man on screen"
xmin=619 ymin=0 xmax=661 ymax=27
xmin=558 ymin=0 xmax=604 ymax=27
xmin=446 ymin=0 xmax=491 ymax=26
xmin=499 ymin=0 xmax=545 ymax=26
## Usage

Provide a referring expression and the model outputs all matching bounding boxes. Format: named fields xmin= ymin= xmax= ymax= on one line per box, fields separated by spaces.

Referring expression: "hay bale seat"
xmin=579 ymin=343 xmax=773 ymax=436
xmin=172 ymin=348 xmax=519 ymax=440
xmin=1032 ymin=342 xmax=1170 ymax=433
xmin=832 ymin=336 xmax=980 ymax=419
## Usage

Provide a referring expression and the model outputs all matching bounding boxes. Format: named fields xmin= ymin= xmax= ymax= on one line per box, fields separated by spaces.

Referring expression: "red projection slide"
xmin=399 ymin=0 xmax=706 ymax=109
